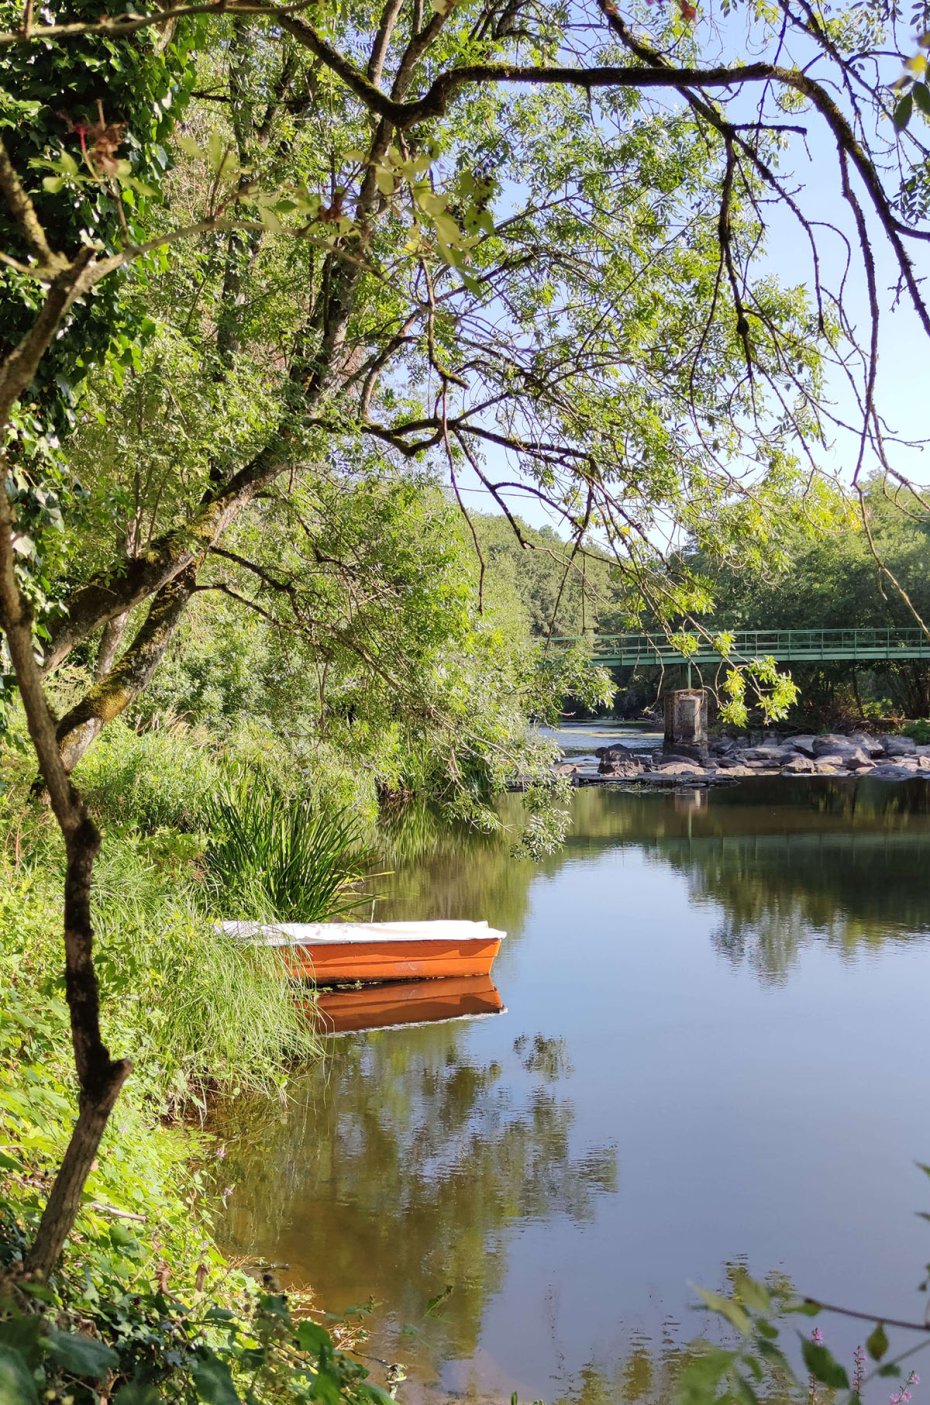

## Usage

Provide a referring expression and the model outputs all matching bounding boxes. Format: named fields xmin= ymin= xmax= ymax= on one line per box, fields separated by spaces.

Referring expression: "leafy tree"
xmin=1 ymin=0 xmax=928 ymax=1293
xmin=703 ymin=481 xmax=930 ymax=719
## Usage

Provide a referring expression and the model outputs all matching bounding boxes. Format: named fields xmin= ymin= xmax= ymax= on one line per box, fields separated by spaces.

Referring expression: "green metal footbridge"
xmin=550 ymin=628 xmax=930 ymax=669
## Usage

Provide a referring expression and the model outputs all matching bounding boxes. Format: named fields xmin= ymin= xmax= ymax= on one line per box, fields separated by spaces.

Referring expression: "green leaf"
xmin=879 ymin=1364 xmax=903 ymax=1378
xmin=0 ymin=1317 xmax=42 ymax=1360
xmin=677 ymin=1346 xmax=737 ymax=1397
xmin=733 ymin=1372 xmax=760 ymax=1405
xmin=44 ymin=1326 xmax=119 ymax=1378
xmin=755 ymin=1337 xmax=790 ymax=1372
xmin=866 ymin=1322 xmax=889 ymax=1360
xmin=0 ymin=1345 xmax=39 ymax=1405
xmin=109 ymin=1221 xmax=142 ymax=1251
xmin=295 ymin=1320 xmax=331 ymax=1355
xmin=191 ymin=1355 xmax=240 ymax=1404
xmin=114 ymin=1384 xmax=164 ymax=1404
xmin=694 ymin=1286 xmax=752 ymax=1336
xmin=800 ymin=1337 xmax=850 ymax=1389
xmin=894 ymin=92 xmax=914 ymax=130
xmin=734 ymin=1273 xmax=770 ymax=1313
xmin=913 ymin=82 xmax=930 ymax=117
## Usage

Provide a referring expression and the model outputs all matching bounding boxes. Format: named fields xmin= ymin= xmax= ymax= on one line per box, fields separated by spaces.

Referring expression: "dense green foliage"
xmin=0 ymin=0 xmax=195 ymax=426
xmin=701 ymin=482 xmax=930 ymax=724
xmin=48 ymin=476 xmax=614 ymax=822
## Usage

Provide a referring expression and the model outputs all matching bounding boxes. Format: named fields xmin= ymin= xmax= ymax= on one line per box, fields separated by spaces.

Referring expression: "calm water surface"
xmin=218 ymin=773 xmax=930 ymax=1403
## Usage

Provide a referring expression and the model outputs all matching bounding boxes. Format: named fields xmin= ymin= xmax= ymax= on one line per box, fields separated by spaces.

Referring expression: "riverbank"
xmin=555 ymin=730 xmax=930 ymax=786
xmin=0 ymin=736 xmax=382 ymax=1403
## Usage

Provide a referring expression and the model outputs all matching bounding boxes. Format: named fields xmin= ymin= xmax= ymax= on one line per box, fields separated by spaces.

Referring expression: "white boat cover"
xmin=218 ymin=919 xmax=507 ymax=948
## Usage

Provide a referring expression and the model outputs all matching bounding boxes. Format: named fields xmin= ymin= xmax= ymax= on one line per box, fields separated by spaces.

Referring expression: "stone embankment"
xmin=555 ymin=732 xmax=930 ymax=787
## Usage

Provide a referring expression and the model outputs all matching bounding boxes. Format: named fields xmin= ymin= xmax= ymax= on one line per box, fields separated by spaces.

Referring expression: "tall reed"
xmin=203 ymin=777 xmax=371 ymax=923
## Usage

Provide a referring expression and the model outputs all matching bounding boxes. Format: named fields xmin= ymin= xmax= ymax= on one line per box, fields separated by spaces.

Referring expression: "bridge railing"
xmin=546 ymin=627 xmax=930 ymax=665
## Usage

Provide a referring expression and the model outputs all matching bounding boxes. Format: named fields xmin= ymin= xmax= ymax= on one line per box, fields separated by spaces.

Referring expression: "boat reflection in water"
xmin=310 ymin=974 xmax=506 ymax=1036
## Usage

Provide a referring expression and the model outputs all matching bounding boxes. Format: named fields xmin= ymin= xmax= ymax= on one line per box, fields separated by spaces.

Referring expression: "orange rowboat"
xmin=220 ymin=920 xmax=506 ymax=983
xmin=312 ymin=974 xmax=505 ymax=1035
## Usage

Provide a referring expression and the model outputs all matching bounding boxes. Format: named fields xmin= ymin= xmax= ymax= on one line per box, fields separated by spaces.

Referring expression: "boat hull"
xmin=281 ymin=933 xmax=501 ymax=983
xmin=314 ymin=974 xmax=504 ymax=1034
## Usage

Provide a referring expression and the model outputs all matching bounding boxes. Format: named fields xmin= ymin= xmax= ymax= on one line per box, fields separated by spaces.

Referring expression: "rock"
xmin=787 ymin=735 xmax=817 ymax=756
xmin=812 ymin=734 xmax=858 ymax=757
xmin=848 ymin=732 xmax=885 ymax=756
xmin=844 ymin=751 xmax=874 ymax=771
xmin=597 ymin=743 xmax=643 ymax=776
xmin=870 ymin=763 xmax=919 ymax=781
xmin=784 ymin=755 xmax=816 ymax=773
xmin=812 ymin=755 xmax=846 ymax=772
xmin=711 ymin=736 xmax=741 ymax=756
xmin=654 ymin=760 xmax=705 ymax=776
xmin=883 ymin=735 xmax=918 ymax=757
xmin=743 ymin=745 xmax=788 ymax=762
xmin=554 ymin=762 xmax=581 ymax=777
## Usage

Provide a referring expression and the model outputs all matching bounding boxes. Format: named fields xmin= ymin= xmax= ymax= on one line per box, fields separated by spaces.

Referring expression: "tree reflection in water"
xmin=375 ymin=782 xmax=930 ymax=987
xmin=217 ymin=1025 xmax=616 ymax=1372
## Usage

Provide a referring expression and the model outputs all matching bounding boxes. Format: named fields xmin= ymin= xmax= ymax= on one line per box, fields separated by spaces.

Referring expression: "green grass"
xmin=203 ymin=776 xmax=372 ymax=924
xmin=0 ymin=803 xmax=322 ymax=1105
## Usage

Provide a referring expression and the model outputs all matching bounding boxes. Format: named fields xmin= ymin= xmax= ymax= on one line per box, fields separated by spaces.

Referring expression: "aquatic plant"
xmin=203 ymin=776 xmax=372 ymax=923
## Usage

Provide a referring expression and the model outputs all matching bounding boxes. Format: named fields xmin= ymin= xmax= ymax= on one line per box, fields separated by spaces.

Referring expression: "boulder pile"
xmin=554 ymin=733 xmax=930 ymax=786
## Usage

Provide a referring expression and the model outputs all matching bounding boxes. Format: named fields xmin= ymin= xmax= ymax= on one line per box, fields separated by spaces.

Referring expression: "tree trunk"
xmin=94 ymin=611 xmax=129 ymax=681
xmin=57 ymin=567 xmax=197 ymax=772
xmin=1 ymin=481 xmax=132 ymax=1280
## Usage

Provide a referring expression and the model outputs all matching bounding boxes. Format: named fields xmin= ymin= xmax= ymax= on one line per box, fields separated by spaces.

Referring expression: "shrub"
xmin=76 ymin=720 xmax=220 ymax=834
xmin=0 ymin=817 xmax=320 ymax=1105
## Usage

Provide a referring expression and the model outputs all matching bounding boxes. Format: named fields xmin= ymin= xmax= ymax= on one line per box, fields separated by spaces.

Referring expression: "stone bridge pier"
xmin=664 ymin=688 xmax=708 ymax=755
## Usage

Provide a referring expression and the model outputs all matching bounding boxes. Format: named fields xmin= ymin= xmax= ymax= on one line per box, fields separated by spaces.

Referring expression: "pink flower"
xmin=811 ymin=1327 xmax=824 ymax=1345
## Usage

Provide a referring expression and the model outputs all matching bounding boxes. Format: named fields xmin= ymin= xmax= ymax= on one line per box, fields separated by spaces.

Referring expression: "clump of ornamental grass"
xmin=202 ymin=776 xmax=372 ymax=924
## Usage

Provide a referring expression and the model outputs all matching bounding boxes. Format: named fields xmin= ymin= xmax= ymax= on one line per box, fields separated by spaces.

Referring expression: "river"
xmin=216 ymin=757 xmax=930 ymax=1403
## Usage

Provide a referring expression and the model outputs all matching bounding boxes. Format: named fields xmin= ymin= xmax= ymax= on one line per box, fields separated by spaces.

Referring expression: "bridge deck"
xmin=549 ymin=628 xmax=930 ymax=667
